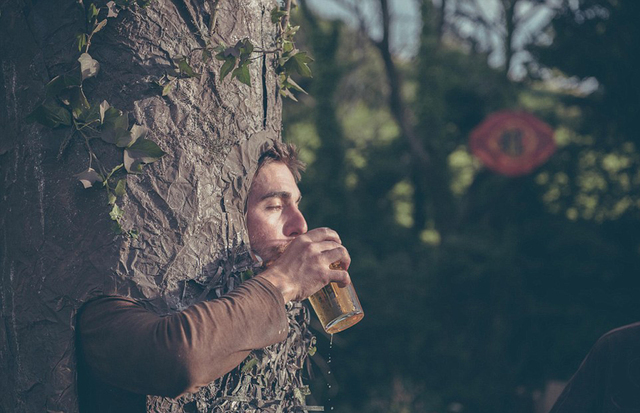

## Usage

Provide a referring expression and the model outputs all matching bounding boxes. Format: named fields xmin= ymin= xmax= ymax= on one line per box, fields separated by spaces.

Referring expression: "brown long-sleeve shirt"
xmin=76 ymin=276 xmax=288 ymax=411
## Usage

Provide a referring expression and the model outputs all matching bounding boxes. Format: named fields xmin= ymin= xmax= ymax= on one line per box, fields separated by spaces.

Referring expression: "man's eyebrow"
xmin=260 ymin=191 xmax=302 ymax=203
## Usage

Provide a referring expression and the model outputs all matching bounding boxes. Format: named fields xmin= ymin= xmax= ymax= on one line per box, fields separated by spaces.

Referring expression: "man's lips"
xmin=254 ymin=239 xmax=293 ymax=266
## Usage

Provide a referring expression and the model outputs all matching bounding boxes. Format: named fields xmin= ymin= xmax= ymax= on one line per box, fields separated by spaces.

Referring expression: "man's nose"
xmin=284 ymin=206 xmax=308 ymax=237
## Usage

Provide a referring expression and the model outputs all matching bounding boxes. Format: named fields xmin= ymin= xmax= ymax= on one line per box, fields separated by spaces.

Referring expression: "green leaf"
xmin=241 ymin=357 xmax=258 ymax=374
xmin=161 ymin=81 xmax=174 ymax=96
xmin=232 ymin=63 xmax=251 ymax=86
xmin=124 ymin=138 xmax=166 ymax=173
xmin=238 ymin=38 xmax=254 ymax=62
xmin=109 ymin=203 xmax=123 ymax=221
xmin=114 ymin=178 xmax=126 ymax=196
xmin=240 ymin=270 xmax=254 ymax=282
xmin=78 ymin=53 xmax=100 ymax=80
xmin=284 ymin=52 xmax=313 ymax=78
xmin=108 ymin=191 xmax=117 ymax=205
xmin=270 ymin=6 xmax=287 ymax=24
xmin=45 ymin=74 xmax=81 ymax=99
xmin=285 ymin=25 xmax=300 ymax=38
xmin=116 ymin=124 xmax=147 ymax=148
xmin=76 ymin=33 xmax=88 ymax=52
xmin=127 ymin=229 xmax=139 ymax=239
xmin=308 ymin=345 xmax=316 ymax=356
xmin=87 ymin=3 xmax=99 ymax=22
xmin=75 ymin=168 xmax=102 ymax=188
xmin=178 ymin=58 xmax=200 ymax=78
xmin=219 ymin=56 xmax=236 ymax=80
xmin=26 ymin=100 xmax=72 ymax=128
xmin=76 ymin=102 xmax=100 ymax=124
xmin=101 ymin=110 xmax=129 ymax=144
xmin=112 ymin=221 xmax=124 ymax=235
xmin=69 ymin=87 xmax=90 ymax=119
xmin=282 ymin=40 xmax=294 ymax=54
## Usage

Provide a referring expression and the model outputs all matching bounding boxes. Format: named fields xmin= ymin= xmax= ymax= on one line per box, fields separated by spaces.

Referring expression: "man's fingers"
xmin=322 ymin=245 xmax=351 ymax=270
xmin=303 ymin=227 xmax=341 ymax=244
xmin=329 ymin=270 xmax=351 ymax=288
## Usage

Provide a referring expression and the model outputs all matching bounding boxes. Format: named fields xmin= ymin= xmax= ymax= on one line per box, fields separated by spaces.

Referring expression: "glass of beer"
xmin=308 ymin=262 xmax=364 ymax=334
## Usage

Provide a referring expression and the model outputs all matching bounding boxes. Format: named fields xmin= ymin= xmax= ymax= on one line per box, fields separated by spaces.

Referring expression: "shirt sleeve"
xmin=77 ymin=276 xmax=288 ymax=398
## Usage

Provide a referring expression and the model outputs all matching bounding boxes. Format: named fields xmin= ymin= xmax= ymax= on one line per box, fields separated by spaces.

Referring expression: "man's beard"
xmin=256 ymin=240 xmax=291 ymax=267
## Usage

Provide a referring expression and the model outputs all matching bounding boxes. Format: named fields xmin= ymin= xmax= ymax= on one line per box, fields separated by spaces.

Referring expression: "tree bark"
xmin=0 ymin=0 xmax=280 ymax=411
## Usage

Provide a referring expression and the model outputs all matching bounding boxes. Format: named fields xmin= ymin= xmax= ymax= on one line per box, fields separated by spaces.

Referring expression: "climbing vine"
xmin=26 ymin=0 xmax=311 ymax=235
xmin=160 ymin=1 xmax=313 ymax=101
xmin=27 ymin=0 xmax=163 ymax=237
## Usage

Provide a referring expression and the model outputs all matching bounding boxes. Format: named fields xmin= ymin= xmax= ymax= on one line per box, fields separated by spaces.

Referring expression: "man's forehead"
xmin=250 ymin=162 xmax=301 ymax=198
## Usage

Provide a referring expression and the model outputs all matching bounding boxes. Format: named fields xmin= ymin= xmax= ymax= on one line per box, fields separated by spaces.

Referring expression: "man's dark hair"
xmin=256 ymin=140 xmax=305 ymax=182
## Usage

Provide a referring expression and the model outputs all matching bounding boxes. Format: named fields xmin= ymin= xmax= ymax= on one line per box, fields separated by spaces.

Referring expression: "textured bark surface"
xmin=0 ymin=0 xmax=281 ymax=411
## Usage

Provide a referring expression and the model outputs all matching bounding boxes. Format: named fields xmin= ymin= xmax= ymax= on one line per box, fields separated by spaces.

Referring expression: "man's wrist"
xmin=255 ymin=270 xmax=294 ymax=304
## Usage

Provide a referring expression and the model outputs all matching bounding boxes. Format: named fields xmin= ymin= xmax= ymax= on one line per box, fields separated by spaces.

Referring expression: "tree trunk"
xmin=0 ymin=0 xmax=280 ymax=411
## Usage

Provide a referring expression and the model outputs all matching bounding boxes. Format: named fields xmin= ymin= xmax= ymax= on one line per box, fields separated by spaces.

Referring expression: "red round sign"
xmin=469 ymin=110 xmax=556 ymax=176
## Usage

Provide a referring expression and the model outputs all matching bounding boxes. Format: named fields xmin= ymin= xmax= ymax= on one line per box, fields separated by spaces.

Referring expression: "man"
xmin=76 ymin=141 xmax=351 ymax=412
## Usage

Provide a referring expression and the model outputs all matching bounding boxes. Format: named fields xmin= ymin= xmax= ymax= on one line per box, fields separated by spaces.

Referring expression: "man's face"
xmin=246 ymin=161 xmax=308 ymax=263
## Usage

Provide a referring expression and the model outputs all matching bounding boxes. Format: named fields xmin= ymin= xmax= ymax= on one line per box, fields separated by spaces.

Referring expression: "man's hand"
xmin=257 ymin=228 xmax=351 ymax=303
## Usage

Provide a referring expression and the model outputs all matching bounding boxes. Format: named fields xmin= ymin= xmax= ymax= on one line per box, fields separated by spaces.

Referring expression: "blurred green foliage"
xmin=284 ymin=1 xmax=640 ymax=412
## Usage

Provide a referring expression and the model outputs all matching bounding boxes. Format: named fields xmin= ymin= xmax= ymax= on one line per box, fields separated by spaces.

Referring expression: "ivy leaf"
xmin=241 ymin=357 xmax=258 ymax=374
xmin=116 ymin=124 xmax=147 ymax=148
xmin=177 ymin=58 xmax=200 ymax=78
xmin=101 ymin=110 xmax=129 ymax=144
xmin=109 ymin=203 xmax=123 ymax=221
xmin=238 ymin=38 xmax=254 ymax=63
xmin=285 ymin=25 xmax=300 ymax=38
xmin=69 ymin=87 xmax=90 ymax=119
xmin=76 ymin=102 xmax=101 ymax=124
xmin=114 ymin=178 xmax=126 ymax=196
xmin=78 ymin=53 xmax=100 ymax=80
xmin=45 ymin=74 xmax=82 ymax=98
xmin=87 ymin=3 xmax=99 ymax=23
xmin=270 ymin=6 xmax=286 ymax=24
xmin=76 ymin=33 xmax=88 ymax=52
xmin=161 ymin=81 xmax=174 ymax=96
xmin=75 ymin=168 xmax=102 ymax=189
xmin=124 ymin=138 xmax=166 ymax=173
xmin=282 ymin=40 xmax=294 ymax=54
xmin=219 ymin=56 xmax=236 ymax=80
xmin=26 ymin=100 xmax=72 ymax=128
xmin=284 ymin=52 xmax=313 ymax=78
xmin=232 ymin=63 xmax=251 ymax=86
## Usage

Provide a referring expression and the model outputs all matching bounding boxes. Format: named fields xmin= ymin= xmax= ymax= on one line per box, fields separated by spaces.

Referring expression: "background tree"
xmin=284 ymin=0 xmax=640 ymax=412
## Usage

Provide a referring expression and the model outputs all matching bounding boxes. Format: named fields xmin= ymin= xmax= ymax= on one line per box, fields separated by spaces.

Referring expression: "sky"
xmin=305 ymin=0 xmax=558 ymax=80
